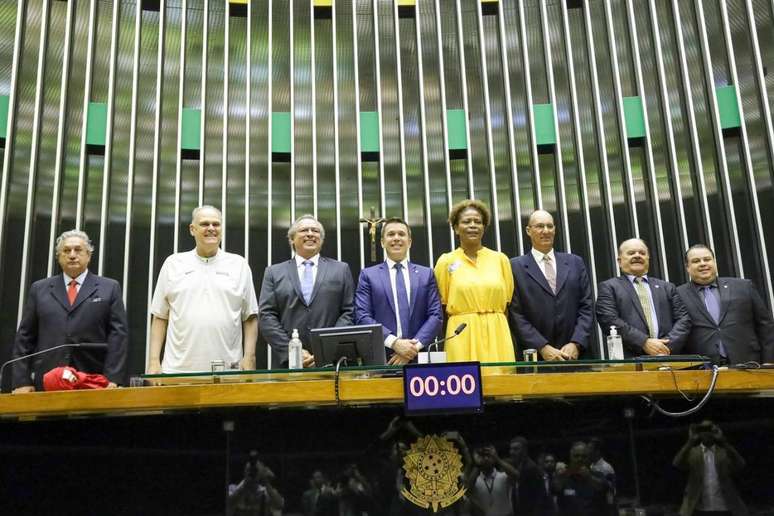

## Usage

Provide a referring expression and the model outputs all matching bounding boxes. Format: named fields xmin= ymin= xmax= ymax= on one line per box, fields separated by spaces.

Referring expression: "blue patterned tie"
xmin=394 ymin=263 xmax=410 ymax=338
xmin=702 ymin=285 xmax=728 ymax=359
xmin=301 ymin=260 xmax=314 ymax=304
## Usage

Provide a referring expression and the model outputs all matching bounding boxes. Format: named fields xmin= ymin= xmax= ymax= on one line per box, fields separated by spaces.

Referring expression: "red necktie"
xmin=67 ymin=279 xmax=78 ymax=306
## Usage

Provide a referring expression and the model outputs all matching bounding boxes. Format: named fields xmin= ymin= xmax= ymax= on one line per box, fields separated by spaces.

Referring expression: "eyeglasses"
xmin=529 ymin=224 xmax=555 ymax=231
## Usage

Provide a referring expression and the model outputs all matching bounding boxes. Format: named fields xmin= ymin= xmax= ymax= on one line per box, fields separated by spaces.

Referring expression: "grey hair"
xmin=191 ymin=205 xmax=223 ymax=223
xmin=55 ymin=230 xmax=94 ymax=256
xmin=287 ymin=214 xmax=326 ymax=244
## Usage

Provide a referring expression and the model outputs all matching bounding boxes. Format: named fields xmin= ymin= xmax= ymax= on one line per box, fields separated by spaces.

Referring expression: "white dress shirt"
xmin=383 ymin=257 xmax=423 ymax=351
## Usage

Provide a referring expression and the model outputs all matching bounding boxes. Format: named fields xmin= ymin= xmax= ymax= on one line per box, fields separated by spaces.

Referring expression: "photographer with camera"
xmin=551 ymin=441 xmax=610 ymax=516
xmin=227 ymin=450 xmax=284 ymax=516
xmin=673 ymin=421 xmax=748 ymax=516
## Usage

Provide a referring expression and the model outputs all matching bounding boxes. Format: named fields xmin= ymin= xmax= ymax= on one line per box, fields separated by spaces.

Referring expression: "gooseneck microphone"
xmin=0 ymin=343 xmax=108 ymax=392
xmin=427 ymin=323 xmax=468 ymax=353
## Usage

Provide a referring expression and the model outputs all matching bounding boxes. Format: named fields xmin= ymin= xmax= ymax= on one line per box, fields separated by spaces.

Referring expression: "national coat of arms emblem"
xmin=400 ymin=435 xmax=467 ymax=512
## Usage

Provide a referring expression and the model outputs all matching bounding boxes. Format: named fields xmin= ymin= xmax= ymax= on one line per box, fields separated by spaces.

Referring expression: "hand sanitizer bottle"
xmin=288 ymin=329 xmax=304 ymax=370
xmin=607 ymin=325 xmax=624 ymax=361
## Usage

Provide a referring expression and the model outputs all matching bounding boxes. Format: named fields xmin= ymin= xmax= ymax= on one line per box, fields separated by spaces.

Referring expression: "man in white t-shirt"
xmin=147 ymin=205 xmax=259 ymax=374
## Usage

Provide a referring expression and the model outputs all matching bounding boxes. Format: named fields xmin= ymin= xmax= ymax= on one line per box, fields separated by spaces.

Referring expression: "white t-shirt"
xmin=151 ymin=249 xmax=259 ymax=373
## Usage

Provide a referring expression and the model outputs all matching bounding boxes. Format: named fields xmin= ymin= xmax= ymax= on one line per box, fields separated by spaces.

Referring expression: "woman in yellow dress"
xmin=434 ymin=200 xmax=516 ymax=363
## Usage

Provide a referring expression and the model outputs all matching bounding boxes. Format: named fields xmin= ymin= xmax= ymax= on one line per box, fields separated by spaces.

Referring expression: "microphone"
xmin=0 ymin=343 xmax=108 ymax=392
xmin=427 ymin=323 xmax=467 ymax=353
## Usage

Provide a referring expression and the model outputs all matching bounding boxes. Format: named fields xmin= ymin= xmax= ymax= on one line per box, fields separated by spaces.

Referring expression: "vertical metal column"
xmin=267 ymin=0 xmax=273 ymax=264
xmin=97 ymin=0 xmax=121 ymax=275
xmin=518 ymin=0 xmax=540 ymax=209
xmin=123 ymin=0 xmax=142 ymax=301
xmin=75 ymin=0 xmax=97 ymax=229
xmin=289 ymin=0 xmax=295 ymax=223
xmin=718 ymin=0 xmax=772 ymax=304
xmin=670 ymin=0 xmax=715 ymax=253
xmin=559 ymin=1 xmax=598 ymax=288
xmin=332 ymin=0 xmax=341 ymax=259
xmin=415 ymin=2 xmax=434 ymax=263
xmin=496 ymin=0 xmax=523 ymax=254
xmin=244 ymin=0 xmax=251 ymax=259
xmin=475 ymin=0 xmax=501 ymax=250
xmin=646 ymin=0 xmax=690 ymax=252
xmin=145 ymin=0 xmax=167 ymax=360
xmin=624 ymin=0 xmax=668 ymax=279
xmin=742 ymin=0 xmax=774 ymax=186
xmin=173 ymin=0 xmax=187 ymax=251
xmin=0 ymin=0 xmax=25 ymax=262
xmin=199 ymin=0 xmax=209 ymax=207
xmin=373 ymin=0 xmax=386 ymax=216
xmin=353 ymin=0 xmax=365 ymax=269
xmin=17 ymin=0 xmax=52 ymax=322
xmin=539 ymin=0 xmax=570 ymax=248
xmin=392 ymin=0 xmax=408 ymax=222
xmin=454 ymin=0 xmax=474 ymax=197
xmin=434 ymin=0 xmax=454 ymax=247
xmin=222 ymin=0 xmax=231 ymax=247
xmin=311 ymin=0 xmax=318 ymax=217
xmin=582 ymin=0 xmax=618 ymax=269
xmin=602 ymin=0 xmax=640 ymax=240
xmin=695 ymin=0 xmax=744 ymax=275
xmin=48 ymin=0 xmax=76 ymax=276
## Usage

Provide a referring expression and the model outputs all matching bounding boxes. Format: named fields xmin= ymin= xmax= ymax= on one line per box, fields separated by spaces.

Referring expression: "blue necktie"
xmin=394 ymin=263 xmax=410 ymax=338
xmin=301 ymin=260 xmax=314 ymax=304
xmin=702 ymin=285 xmax=728 ymax=359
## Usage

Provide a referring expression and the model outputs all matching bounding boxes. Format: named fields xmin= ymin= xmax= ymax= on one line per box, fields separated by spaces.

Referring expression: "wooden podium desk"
xmin=2 ymin=360 xmax=773 ymax=420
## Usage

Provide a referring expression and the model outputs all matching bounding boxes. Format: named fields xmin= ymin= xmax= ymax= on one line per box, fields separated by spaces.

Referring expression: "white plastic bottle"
xmin=607 ymin=325 xmax=624 ymax=361
xmin=288 ymin=329 xmax=304 ymax=370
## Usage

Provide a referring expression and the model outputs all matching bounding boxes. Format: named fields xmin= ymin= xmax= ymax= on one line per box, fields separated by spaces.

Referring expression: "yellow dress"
xmin=434 ymin=247 xmax=515 ymax=363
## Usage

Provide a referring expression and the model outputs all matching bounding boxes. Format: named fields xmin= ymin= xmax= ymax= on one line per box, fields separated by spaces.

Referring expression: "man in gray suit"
xmin=596 ymin=238 xmax=690 ymax=357
xmin=677 ymin=244 xmax=774 ymax=365
xmin=259 ymin=215 xmax=355 ymax=368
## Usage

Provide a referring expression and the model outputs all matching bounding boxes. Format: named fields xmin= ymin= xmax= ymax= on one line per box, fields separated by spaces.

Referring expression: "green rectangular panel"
xmin=0 ymin=95 xmax=8 ymax=139
xmin=360 ymin=111 xmax=380 ymax=153
xmin=716 ymin=85 xmax=741 ymax=129
xmin=86 ymin=102 xmax=107 ymax=147
xmin=272 ymin=112 xmax=291 ymax=154
xmin=533 ymin=103 xmax=556 ymax=146
xmin=181 ymin=107 xmax=201 ymax=151
xmin=623 ymin=96 xmax=646 ymax=139
xmin=447 ymin=109 xmax=468 ymax=150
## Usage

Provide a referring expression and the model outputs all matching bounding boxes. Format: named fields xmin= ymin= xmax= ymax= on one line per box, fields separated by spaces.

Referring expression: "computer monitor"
xmin=309 ymin=324 xmax=386 ymax=367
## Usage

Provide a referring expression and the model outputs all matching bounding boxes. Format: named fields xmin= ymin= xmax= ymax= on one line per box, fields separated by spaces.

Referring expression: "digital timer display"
xmin=403 ymin=361 xmax=483 ymax=415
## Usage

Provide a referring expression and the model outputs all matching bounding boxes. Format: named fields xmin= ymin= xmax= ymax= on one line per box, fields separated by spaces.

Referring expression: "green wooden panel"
xmin=181 ymin=107 xmax=201 ymax=151
xmin=623 ymin=96 xmax=646 ymax=139
xmin=360 ymin=111 xmax=380 ymax=153
xmin=533 ymin=103 xmax=556 ymax=146
xmin=272 ymin=112 xmax=291 ymax=154
xmin=86 ymin=102 xmax=107 ymax=147
xmin=0 ymin=95 xmax=8 ymax=140
xmin=716 ymin=85 xmax=741 ymax=130
xmin=447 ymin=109 xmax=468 ymax=150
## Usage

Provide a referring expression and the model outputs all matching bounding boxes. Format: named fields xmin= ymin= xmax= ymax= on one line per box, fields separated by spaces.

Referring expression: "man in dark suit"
xmin=11 ymin=230 xmax=128 ymax=392
xmin=354 ymin=218 xmax=443 ymax=365
xmin=596 ymin=238 xmax=690 ymax=357
xmin=677 ymin=244 xmax=774 ymax=365
xmin=259 ymin=214 xmax=355 ymax=368
xmin=509 ymin=210 xmax=593 ymax=361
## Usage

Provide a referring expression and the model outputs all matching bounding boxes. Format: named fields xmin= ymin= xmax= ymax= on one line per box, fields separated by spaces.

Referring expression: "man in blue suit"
xmin=354 ymin=218 xmax=443 ymax=365
xmin=11 ymin=230 xmax=128 ymax=392
xmin=509 ymin=210 xmax=594 ymax=361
